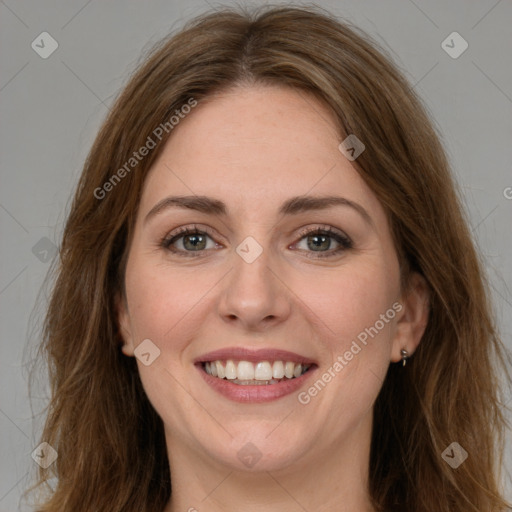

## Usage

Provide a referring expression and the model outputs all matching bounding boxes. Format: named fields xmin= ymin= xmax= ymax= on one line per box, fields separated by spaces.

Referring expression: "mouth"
xmin=194 ymin=348 xmax=318 ymax=402
xmin=201 ymin=359 xmax=313 ymax=385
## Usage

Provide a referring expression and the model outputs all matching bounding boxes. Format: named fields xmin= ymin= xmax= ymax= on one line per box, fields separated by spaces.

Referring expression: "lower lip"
xmin=196 ymin=363 xmax=317 ymax=403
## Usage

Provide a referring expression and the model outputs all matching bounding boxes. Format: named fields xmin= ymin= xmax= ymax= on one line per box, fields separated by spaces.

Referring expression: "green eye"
xmin=294 ymin=227 xmax=352 ymax=258
xmin=162 ymin=226 xmax=217 ymax=256
xmin=161 ymin=224 xmax=352 ymax=259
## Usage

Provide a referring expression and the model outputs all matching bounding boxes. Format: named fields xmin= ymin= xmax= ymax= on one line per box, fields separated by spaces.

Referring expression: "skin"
xmin=117 ymin=85 xmax=429 ymax=512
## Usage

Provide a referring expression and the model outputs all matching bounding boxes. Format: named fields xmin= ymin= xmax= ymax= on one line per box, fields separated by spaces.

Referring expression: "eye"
xmin=293 ymin=226 xmax=353 ymax=258
xmin=161 ymin=225 xmax=219 ymax=257
xmin=160 ymin=224 xmax=353 ymax=259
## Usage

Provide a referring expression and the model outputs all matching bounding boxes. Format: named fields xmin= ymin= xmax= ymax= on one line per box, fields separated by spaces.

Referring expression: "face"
xmin=118 ymin=85 xmax=427 ymax=475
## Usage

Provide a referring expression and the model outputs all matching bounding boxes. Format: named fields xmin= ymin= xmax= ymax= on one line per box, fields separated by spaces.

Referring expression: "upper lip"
xmin=194 ymin=347 xmax=317 ymax=365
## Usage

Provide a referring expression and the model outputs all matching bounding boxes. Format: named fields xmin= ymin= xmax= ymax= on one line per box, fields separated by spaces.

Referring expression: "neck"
xmin=163 ymin=409 xmax=376 ymax=512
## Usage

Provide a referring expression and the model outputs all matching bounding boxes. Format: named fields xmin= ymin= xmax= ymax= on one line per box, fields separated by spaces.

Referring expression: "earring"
xmin=400 ymin=349 xmax=409 ymax=367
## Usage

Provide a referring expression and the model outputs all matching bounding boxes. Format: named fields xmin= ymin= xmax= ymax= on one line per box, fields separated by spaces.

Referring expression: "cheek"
xmin=292 ymin=257 xmax=400 ymax=408
xmin=124 ymin=253 xmax=211 ymax=346
xmin=293 ymin=265 xmax=399 ymax=429
xmin=123 ymin=256 xmax=214 ymax=433
xmin=296 ymin=261 xmax=399 ymax=347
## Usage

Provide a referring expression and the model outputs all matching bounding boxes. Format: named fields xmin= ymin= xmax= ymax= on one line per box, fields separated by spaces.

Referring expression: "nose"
xmin=217 ymin=243 xmax=292 ymax=332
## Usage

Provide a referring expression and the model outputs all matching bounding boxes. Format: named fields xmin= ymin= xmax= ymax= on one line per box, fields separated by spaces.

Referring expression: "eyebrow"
xmin=144 ymin=194 xmax=374 ymax=227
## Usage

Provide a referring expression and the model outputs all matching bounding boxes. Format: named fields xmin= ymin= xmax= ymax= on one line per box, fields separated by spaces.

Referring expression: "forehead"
xmin=139 ymin=85 xmax=383 ymax=222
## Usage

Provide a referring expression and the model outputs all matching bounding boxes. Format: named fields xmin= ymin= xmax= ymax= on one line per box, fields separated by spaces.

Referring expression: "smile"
xmin=195 ymin=347 xmax=318 ymax=402
xmin=203 ymin=359 xmax=312 ymax=385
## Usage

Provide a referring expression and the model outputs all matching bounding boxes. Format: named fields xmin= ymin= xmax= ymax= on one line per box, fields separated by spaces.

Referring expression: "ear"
xmin=390 ymin=272 xmax=430 ymax=363
xmin=116 ymin=291 xmax=135 ymax=357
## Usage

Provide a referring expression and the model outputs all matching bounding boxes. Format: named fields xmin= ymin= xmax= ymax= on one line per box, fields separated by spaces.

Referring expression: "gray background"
xmin=1 ymin=0 xmax=511 ymax=510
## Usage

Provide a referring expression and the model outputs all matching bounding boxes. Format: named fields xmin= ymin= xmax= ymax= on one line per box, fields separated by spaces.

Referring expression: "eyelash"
xmin=160 ymin=224 xmax=353 ymax=259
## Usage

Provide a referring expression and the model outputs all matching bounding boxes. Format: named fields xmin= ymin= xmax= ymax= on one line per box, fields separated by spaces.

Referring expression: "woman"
xmin=26 ymin=5 xmax=511 ymax=511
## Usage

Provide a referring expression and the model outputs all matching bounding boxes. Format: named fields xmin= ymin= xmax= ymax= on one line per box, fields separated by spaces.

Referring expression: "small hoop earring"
xmin=400 ymin=349 xmax=409 ymax=367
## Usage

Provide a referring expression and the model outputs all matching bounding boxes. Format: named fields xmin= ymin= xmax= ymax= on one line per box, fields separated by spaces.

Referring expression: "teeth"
xmin=203 ymin=359 xmax=311 ymax=382
xmin=216 ymin=361 xmax=225 ymax=379
xmin=254 ymin=361 xmax=272 ymax=380
xmin=225 ymin=360 xmax=237 ymax=380
xmin=272 ymin=361 xmax=285 ymax=379
xmin=231 ymin=378 xmax=281 ymax=385
xmin=238 ymin=361 xmax=255 ymax=380
xmin=284 ymin=362 xmax=295 ymax=379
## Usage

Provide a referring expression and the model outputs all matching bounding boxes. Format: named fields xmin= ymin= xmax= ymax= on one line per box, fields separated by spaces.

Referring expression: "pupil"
xmin=309 ymin=234 xmax=329 ymax=251
xmin=185 ymin=234 xmax=205 ymax=250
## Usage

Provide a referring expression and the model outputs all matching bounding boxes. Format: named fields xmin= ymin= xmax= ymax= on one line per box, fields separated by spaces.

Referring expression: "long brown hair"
xmin=25 ymin=5 xmax=511 ymax=511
